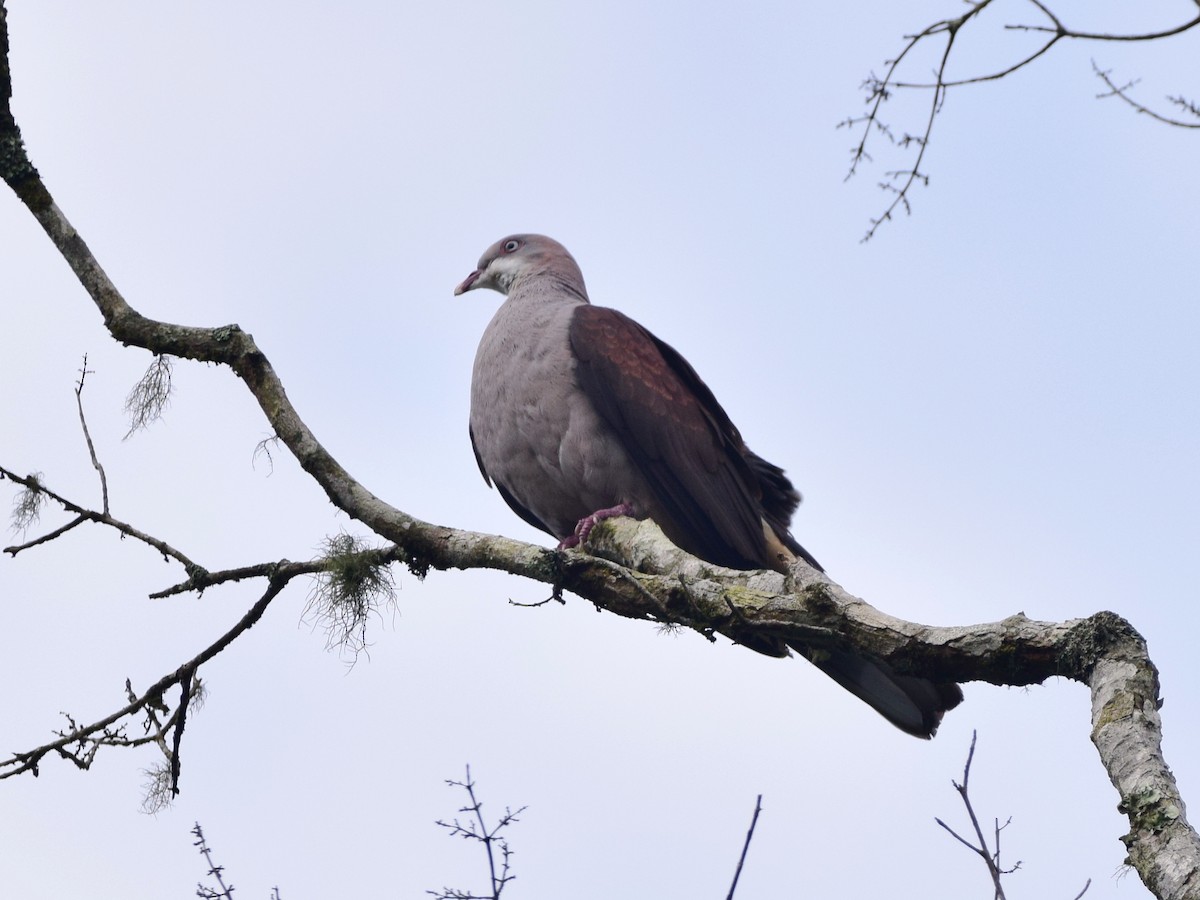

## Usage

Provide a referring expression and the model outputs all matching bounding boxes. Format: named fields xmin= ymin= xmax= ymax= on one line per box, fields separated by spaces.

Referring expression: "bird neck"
xmin=509 ymin=271 xmax=590 ymax=306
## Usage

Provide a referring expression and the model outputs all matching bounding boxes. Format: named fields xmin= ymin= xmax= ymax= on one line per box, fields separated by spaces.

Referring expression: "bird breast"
xmin=470 ymin=295 xmax=641 ymax=538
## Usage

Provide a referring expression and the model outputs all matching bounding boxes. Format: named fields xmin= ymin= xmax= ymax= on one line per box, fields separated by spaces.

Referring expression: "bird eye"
xmin=503 ymin=239 xmax=520 ymax=253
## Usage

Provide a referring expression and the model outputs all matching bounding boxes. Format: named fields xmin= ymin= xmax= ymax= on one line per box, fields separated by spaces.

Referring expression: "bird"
xmin=456 ymin=233 xmax=962 ymax=737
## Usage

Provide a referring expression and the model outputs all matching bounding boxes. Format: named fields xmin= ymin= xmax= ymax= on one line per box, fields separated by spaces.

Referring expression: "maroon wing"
xmin=569 ymin=305 xmax=817 ymax=570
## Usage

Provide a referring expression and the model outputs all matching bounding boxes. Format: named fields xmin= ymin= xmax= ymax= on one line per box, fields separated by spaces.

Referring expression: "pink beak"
xmin=454 ymin=270 xmax=481 ymax=295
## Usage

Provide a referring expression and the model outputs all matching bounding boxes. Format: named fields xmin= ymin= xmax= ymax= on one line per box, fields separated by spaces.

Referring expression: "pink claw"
xmin=564 ymin=502 xmax=635 ymax=549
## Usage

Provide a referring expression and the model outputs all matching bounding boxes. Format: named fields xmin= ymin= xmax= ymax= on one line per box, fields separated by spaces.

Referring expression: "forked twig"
xmin=846 ymin=0 xmax=1200 ymax=239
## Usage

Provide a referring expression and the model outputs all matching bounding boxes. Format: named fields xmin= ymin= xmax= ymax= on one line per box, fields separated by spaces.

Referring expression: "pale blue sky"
xmin=2 ymin=2 xmax=1196 ymax=897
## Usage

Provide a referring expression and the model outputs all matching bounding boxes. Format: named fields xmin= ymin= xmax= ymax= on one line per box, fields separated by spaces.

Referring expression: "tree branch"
xmin=844 ymin=0 xmax=1200 ymax=238
xmin=725 ymin=794 xmax=764 ymax=900
xmin=1092 ymin=60 xmax=1200 ymax=129
xmin=0 ymin=570 xmax=291 ymax=782
xmin=430 ymin=766 xmax=525 ymax=900
xmin=74 ymin=355 xmax=110 ymax=515
xmin=1 ymin=466 xmax=205 ymax=570
xmin=935 ymin=732 xmax=1016 ymax=898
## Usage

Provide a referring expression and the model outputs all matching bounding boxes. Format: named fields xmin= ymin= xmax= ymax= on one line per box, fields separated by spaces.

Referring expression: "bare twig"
xmin=1007 ymin=4 xmax=1200 ymax=43
xmin=0 ymin=456 xmax=409 ymax=789
xmin=0 ymin=573 xmax=290 ymax=782
xmin=14 ymin=377 xmax=467 ymax=604
xmin=1 ymin=465 xmax=203 ymax=568
xmin=429 ymin=766 xmax=526 ymax=900
xmin=1092 ymin=60 xmax=1200 ymax=129
xmin=74 ymin=355 xmax=110 ymax=514
xmin=726 ymin=794 xmax=764 ymax=900
xmin=192 ymin=821 xmax=283 ymax=899
xmin=7 ymin=511 xmax=83 ymax=548
xmin=507 ymin=595 xmax=559 ymax=608
xmin=193 ymin=822 xmax=236 ymax=900
xmin=846 ymin=0 xmax=1200 ymax=239
xmin=864 ymin=15 xmax=960 ymax=241
xmin=935 ymin=732 xmax=1021 ymax=899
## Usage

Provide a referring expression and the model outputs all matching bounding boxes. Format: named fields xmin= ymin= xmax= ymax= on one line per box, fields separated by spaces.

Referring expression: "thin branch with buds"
xmin=0 ymin=577 xmax=283 ymax=789
xmin=429 ymin=766 xmax=526 ymax=900
xmin=844 ymin=0 xmax=1200 ymax=239
xmin=1092 ymin=60 xmax=1200 ymax=129
xmin=193 ymin=822 xmax=236 ymax=900
xmin=1 ymin=465 xmax=205 ymax=569
xmin=192 ymin=821 xmax=285 ymax=899
xmin=0 ymin=528 xmax=402 ymax=793
xmin=935 ymin=731 xmax=1020 ymax=898
xmin=2 ymin=417 xmax=410 ymax=794
xmin=936 ymin=731 xmax=1091 ymax=899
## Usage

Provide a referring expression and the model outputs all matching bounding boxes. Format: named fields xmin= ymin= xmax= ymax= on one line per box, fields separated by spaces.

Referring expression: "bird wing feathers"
xmin=568 ymin=305 xmax=778 ymax=569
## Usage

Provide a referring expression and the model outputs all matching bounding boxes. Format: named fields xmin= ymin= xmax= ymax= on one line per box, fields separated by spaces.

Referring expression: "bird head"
xmin=454 ymin=234 xmax=587 ymax=298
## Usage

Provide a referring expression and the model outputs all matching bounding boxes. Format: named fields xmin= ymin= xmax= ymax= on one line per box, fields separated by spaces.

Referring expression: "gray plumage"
xmin=457 ymin=234 xmax=962 ymax=737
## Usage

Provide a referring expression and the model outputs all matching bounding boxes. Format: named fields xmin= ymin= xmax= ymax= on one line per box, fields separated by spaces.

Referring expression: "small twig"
xmin=470 ymin=771 xmax=502 ymax=898
xmin=193 ymin=822 xmax=236 ymax=900
xmin=1007 ymin=6 xmax=1200 ymax=43
xmin=508 ymin=595 xmax=559 ymax=607
xmin=0 ymin=573 xmax=292 ymax=782
xmin=429 ymin=766 xmax=526 ymax=900
xmin=934 ymin=731 xmax=1016 ymax=899
xmin=1092 ymin=60 xmax=1200 ymax=128
xmin=5 ymin=513 xmax=85 ymax=551
xmin=74 ymin=354 xmax=110 ymax=515
xmin=0 ymin=465 xmax=202 ymax=568
xmin=847 ymin=0 xmax=1200 ymax=238
xmin=725 ymin=794 xmax=764 ymax=900
xmin=857 ymin=4 xmax=979 ymax=241
xmin=151 ymin=560 xmax=297 ymax=599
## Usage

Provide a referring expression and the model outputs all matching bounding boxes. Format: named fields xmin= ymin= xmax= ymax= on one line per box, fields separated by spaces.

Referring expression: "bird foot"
xmin=561 ymin=503 xmax=635 ymax=549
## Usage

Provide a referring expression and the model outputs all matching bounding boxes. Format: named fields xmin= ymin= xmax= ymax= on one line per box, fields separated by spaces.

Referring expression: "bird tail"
xmin=777 ymin=528 xmax=824 ymax=573
xmin=795 ymin=645 xmax=964 ymax=738
xmin=743 ymin=450 xmax=824 ymax=572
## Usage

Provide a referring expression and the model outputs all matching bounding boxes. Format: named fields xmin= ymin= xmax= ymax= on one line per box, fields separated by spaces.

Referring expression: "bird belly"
xmin=470 ymin=303 xmax=643 ymax=538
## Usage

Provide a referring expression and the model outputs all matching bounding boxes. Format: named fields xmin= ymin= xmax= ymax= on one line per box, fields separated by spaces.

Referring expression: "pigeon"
xmin=457 ymin=234 xmax=962 ymax=737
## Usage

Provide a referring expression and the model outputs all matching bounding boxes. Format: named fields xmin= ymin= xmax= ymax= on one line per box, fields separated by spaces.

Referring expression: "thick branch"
xmin=585 ymin=520 xmax=1198 ymax=899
